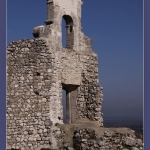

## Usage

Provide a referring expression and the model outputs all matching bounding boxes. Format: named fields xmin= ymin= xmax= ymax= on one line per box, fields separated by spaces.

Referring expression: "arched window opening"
xmin=62 ymin=18 xmax=66 ymax=48
xmin=62 ymin=15 xmax=74 ymax=49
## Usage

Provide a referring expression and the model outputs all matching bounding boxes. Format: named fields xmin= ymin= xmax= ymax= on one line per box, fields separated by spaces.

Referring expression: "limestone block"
xmin=125 ymin=137 xmax=137 ymax=146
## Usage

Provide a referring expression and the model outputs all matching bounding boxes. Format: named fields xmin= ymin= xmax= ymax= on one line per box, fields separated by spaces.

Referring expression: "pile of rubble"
xmin=72 ymin=128 xmax=143 ymax=150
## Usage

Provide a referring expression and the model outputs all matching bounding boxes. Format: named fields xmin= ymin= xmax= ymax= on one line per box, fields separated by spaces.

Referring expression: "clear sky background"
xmin=7 ymin=0 xmax=143 ymax=121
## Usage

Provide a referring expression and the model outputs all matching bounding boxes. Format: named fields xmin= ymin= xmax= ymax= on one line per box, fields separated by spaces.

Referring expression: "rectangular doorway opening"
xmin=62 ymin=84 xmax=78 ymax=124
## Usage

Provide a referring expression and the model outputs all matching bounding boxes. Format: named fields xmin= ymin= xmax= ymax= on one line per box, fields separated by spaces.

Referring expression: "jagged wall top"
xmin=33 ymin=0 xmax=92 ymax=54
xmin=45 ymin=0 xmax=83 ymax=26
xmin=47 ymin=0 xmax=82 ymax=17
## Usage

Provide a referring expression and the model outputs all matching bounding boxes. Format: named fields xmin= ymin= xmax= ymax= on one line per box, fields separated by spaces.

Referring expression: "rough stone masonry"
xmin=6 ymin=0 xmax=143 ymax=150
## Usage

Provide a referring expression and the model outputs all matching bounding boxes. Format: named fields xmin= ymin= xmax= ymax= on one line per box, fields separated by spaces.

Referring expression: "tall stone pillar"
xmin=45 ymin=0 xmax=54 ymax=25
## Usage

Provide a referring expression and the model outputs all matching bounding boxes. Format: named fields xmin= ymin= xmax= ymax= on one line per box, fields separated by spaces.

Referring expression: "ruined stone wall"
xmin=36 ymin=0 xmax=92 ymax=52
xmin=7 ymin=37 xmax=103 ymax=149
xmin=7 ymin=38 xmax=62 ymax=150
xmin=76 ymin=54 xmax=103 ymax=124
xmin=7 ymin=0 xmax=104 ymax=149
xmin=55 ymin=49 xmax=104 ymax=124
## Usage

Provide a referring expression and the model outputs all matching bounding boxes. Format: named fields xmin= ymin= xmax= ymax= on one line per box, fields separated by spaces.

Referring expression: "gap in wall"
xmin=62 ymin=18 xmax=66 ymax=48
xmin=62 ymin=89 xmax=66 ymax=123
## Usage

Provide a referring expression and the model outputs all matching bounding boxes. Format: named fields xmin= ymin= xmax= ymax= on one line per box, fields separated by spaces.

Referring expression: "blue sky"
xmin=7 ymin=0 xmax=143 ymax=121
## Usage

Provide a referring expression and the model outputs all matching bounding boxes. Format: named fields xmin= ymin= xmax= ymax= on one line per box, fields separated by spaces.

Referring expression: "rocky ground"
xmin=48 ymin=122 xmax=143 ymax=150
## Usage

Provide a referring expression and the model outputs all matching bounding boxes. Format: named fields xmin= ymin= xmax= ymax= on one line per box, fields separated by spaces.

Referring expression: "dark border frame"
xmin=0 ymin=0 xmax=6 ymax=149
xmin=144 ymin=0 xmax=150 ymax=149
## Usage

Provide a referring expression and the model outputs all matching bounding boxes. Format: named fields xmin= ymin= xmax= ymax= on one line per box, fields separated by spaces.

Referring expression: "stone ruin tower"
xmin=7 ymin=0 xmax=103 ymax=149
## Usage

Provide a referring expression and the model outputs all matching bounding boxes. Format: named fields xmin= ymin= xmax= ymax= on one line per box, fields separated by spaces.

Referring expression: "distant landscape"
xmin=103 ymin=116 xmax=143 ymax=139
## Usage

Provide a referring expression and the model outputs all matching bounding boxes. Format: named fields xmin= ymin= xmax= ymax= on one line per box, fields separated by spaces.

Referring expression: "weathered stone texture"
xmin=7 ymin=39 xmax=54 ymax=150
xmin=7 ymin=35 xmax=103 ymax=149
xmin=7 ymin=0 xmax=143 ymax=150
xmin=72 ymin=127 xmax=143 ymax=150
